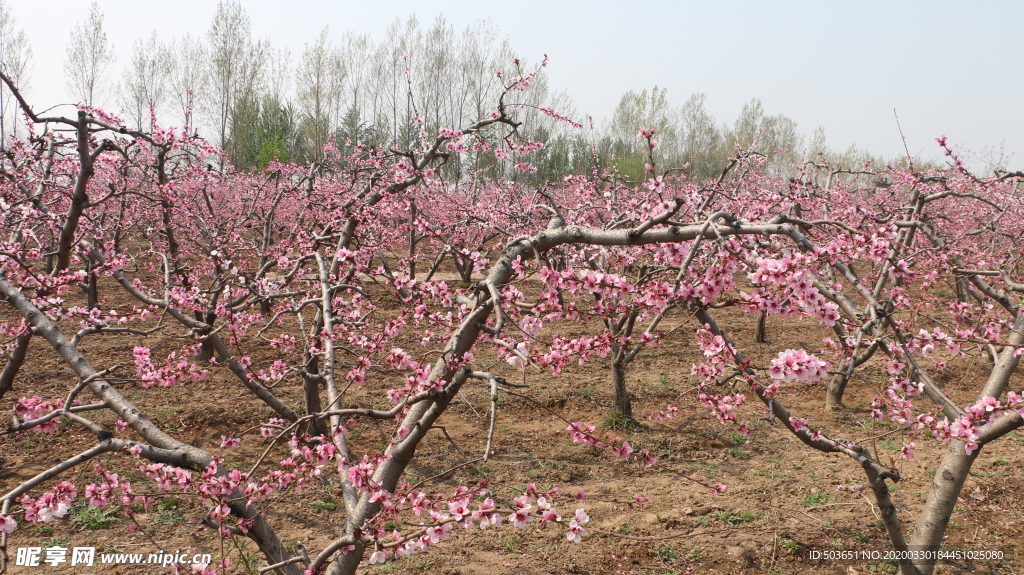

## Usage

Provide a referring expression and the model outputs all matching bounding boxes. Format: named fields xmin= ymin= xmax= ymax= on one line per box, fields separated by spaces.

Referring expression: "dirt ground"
xmin=2 ymin=279 xmax=1022 ymax=575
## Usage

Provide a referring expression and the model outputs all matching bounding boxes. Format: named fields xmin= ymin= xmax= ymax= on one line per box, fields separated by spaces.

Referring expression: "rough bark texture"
xmin=824 ymin=372 xmax=849 ymax=409
xmin=753 ymin=310 xmax=767 ymax=344
xmin=907 ymin=440 xmax=979 ymax=575
xmin=302 ymin=355 xmax=328 ymax=437
xmin=611 ymin=359 xmax=633 ymax=420
xmin=0 ymin=331 xmax=30 ymax=400
xmin=863 ymin=465 xmax=915 ymax=575
xmin=824 ymin=341 xmax=880 ymax=409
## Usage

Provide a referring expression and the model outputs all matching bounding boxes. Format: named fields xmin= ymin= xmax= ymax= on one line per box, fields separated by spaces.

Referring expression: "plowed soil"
xmin=2 ymin=279 xmax=1022 ymax=575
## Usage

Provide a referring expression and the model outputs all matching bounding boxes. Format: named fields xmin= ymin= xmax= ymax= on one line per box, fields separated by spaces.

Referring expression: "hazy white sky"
xmin=8 ymin=0 xmax=1023 ymax=169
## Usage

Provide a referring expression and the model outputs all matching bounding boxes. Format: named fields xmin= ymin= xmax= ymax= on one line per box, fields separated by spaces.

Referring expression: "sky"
xmin=7 ymin=0 xmax=1023 ymax=170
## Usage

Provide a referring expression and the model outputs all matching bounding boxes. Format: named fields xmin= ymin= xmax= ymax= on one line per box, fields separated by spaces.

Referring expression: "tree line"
xmin=3 ymin=1 xmax=926 ymax=180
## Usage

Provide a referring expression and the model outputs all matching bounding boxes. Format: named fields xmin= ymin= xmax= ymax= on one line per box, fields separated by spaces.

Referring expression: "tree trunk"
xmin=825 ymin=342 xmax=879 ymax=409
xmin=824 ymin=372 xmax=849 ymax=410
xmin=196 ymin=339 xmax=215 ymax=362
xmin=955 ymin=278 xmax=970 ymax=303
xmin=0 ymin=332 xmax=31 ymax=400
xmin=865 ymin=466 xmax=916 ymax=575
xmin=611 ymin=359 xmax=633 ymax=420
xmin=454 ymin=255 xmax=473 ymax=285
xmin=195 ymin=312 xmax=217 ymax=362
xmin=754 ymin=311 xmax=767 ymax=343
xmin=0 ymin=274 xmax=303 ymax=575
xmin=303 ymin=355 xmax=328 ymax=437
xmin=85 ymin=257 xmax=98 ymax=309
xmin=328 ymin=541 xmax=366 ymax=575
xmin=906 ymin=441 xmax=980 ymax=575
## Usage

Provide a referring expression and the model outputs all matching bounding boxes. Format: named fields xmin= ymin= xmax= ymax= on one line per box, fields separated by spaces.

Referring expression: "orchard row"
xmin=0 ymin=66 xmax=1022 ymax=575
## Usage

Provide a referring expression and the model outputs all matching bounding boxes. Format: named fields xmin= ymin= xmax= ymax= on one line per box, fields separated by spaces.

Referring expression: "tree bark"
xmin=865 ymin=465 xmax=916 ymax=575
xmin=906 ymin=440 xmax=979 ymax=575
xmin=85 ymin=257 xmax=99 ymax=309
xmin=825 ymin=341 xmax=879 ymax=409
xmin=302 ymin=355 xmax=328 ymax=437
xmin=824 ymin=372 xmax=849 ymax=410
xmin=611 ymin=358 xmax=633 ymax=420
xmin=0 ymin=332 xmax=30 ymax=401
xmin=753 ymin=310 xmax=767 ymax=343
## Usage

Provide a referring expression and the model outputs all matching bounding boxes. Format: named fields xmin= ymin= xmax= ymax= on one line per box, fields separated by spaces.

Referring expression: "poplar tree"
xmin=64 ymin=1 xmax=114 ymax=107
xmin=0 ymin=0 xmax=31 ymax=142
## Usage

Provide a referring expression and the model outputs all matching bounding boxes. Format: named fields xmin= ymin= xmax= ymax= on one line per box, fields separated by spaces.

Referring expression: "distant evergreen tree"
xmin=227 ymin=94 xmax=295 ymax=170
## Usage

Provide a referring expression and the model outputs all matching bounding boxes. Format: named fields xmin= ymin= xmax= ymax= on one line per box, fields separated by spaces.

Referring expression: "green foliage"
xmin=715 ymin=510 xmax=757 ymax=525
xmin=41 ymin=537 xmax=72 ymax=549
xmin=499 ymin=535 xmax=522 ymax=553
xmin=607 ymin=86 xmax=675 ymax=181
xmin=803 ymin=492 xmax=833 ymax=507
xmin=373 ymin=562 xmax=402 ymax=574
xmin=230 ymin=538 xmax=262 ymax=575
xmin=530 ymin=131 xmax=574 ymax=184
xmin=153 ymin=508 xmax=186 ymax=525
xmin=753 ymin=469 xmax=789 ymax=479
xmin=657 ymin=544 xmax=680 ymax=563
xmin=728 ymin=447 xmax=750 ymax=459
xmin=782 ymin=539 xmax=801 ymax=555
xmin=311 ymin=496 xmax=338 ymax=511
xmin=70 ymin=505 xmax=118 ymax=531
xmin=227 ymin=94 xmax=296 ymax=170
xmin=603 ymin=409 xmax=640 ymax=432
xmin=335 ymin=106 xmax=368 ymax=146
xmin=30 ymin=525 xmax=54 ymax=537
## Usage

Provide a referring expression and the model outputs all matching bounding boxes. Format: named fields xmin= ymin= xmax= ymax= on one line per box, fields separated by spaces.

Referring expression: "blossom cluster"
xmin=20 ymin=481 xmax=77 ymax=523
xmin=132 ymin=346 xmax=210 ymax=388
xmin=14 ymin=395 xmax=66 ymax=433
xmin=768 ymin=349 xmax=830 ymax=384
